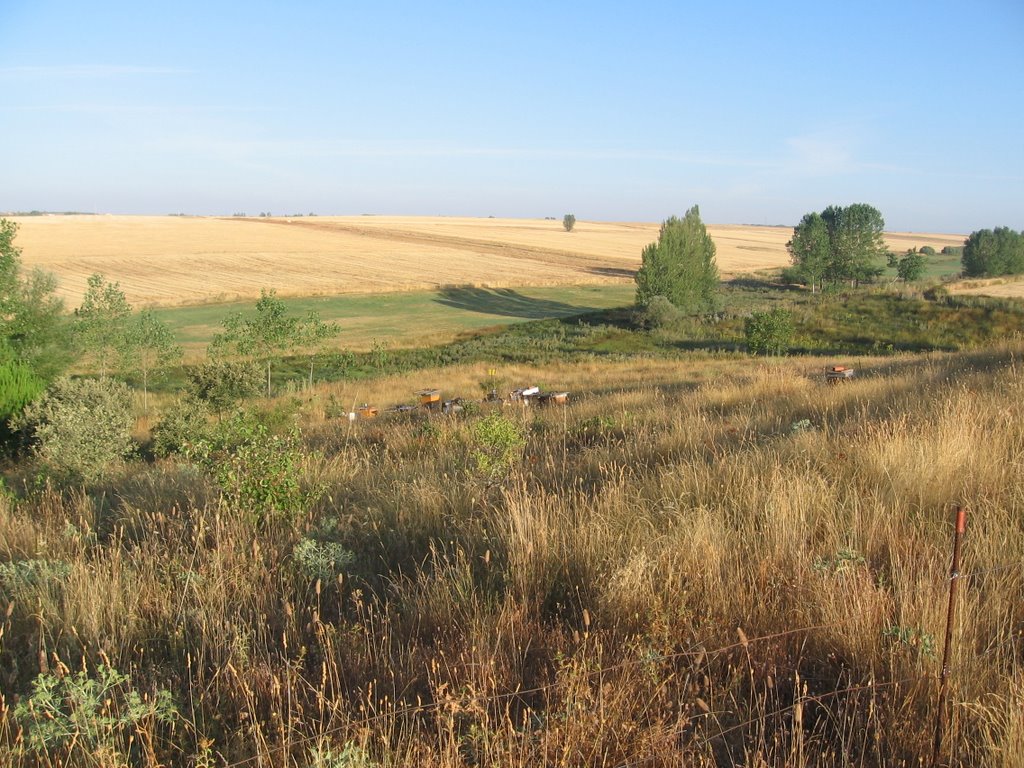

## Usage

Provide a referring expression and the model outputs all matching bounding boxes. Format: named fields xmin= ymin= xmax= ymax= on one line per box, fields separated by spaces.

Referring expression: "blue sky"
xmin=1 ymin=0 xmax=1021 ymax=232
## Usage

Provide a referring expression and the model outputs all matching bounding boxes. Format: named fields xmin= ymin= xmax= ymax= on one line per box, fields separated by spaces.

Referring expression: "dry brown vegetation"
xmin=2 ymin=343 xmax=1022 ymax=766
xmin=948 ymin=275 xmax=1024 ymax=299
xmin=12 ymin=215 xmax=966 ymax=308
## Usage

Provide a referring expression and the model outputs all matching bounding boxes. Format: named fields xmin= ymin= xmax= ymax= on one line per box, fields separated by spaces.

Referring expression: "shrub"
xmin=471 ymin=413 xmax=526 ymax=480
xmin=918 ymin=245 xmax=936 ymax=256
xmin=151 ymin=396 xmax=213 ymax=459
xmin=563 ymin=213 xmax=576 ymax=232
xmin=744 ymin=308 xmax=794 ymax=355
xmin=293 ymin=537 xmax=356 ymax=582
xmin=639 ymin=295 xmax=684 ymax=329
xmin=15 ymin=377 xmax=136 ymax=482
xmin=13 ymin=664 xmax=176 ymax=760
xmin=187 ymin=359 xmax=263 ymax=412
xmin=190 ymin=413 xmax=317 ymax=525
xmin=307 ymin=742 xmax=377 ymax=768
xmin=894 ymin=250 xmax=927 ymax=283
xmin=779 ymin=265 xmax=806 ymax=286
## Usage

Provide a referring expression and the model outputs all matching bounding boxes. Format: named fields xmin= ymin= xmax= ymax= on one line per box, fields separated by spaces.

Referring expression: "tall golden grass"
xmin=11 ymin=215 xmax=966 ymax=308
xmin=1 ymin=344 xmax=1020 ymax=766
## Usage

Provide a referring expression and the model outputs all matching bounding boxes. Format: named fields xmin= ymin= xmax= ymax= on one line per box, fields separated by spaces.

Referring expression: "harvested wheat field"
xmin=948 ymin=275 xmax=1024 ymax=298
xmin=11 ymin=214 xmax=965 ymax=308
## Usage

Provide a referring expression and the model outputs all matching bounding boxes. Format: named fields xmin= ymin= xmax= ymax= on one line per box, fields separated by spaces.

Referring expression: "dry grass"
xmin=2 ymin=342 xmax=1022 ymax=766
xmin=12 ymin=215 xmax=965 ymax=308
xmin=947 ymin=275 xmax=1024 ymax=298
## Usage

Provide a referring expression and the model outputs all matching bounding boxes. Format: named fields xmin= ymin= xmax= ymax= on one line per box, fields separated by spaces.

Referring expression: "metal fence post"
xmin=932 ymin=505 xmax=967 ymax=768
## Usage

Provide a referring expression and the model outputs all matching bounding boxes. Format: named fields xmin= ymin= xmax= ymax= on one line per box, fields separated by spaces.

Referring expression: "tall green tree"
xmin=0 ymin=218 xmax=21 ymax=319
xmin=786 ymin=212 xmax=830 ymax=292
xmin=961 ymin=227 xmax=1024 ymax=277
xmin=1 ymin=218 xmax=70 ymax=397
xmin=211 ymin=289 xmax=305 ymax=397
xmin=820 ymin=203 xmax=887 ymax=286
xmin=888 ymin=249 xmax=927 ymax=283
xmin=74 ymin=273 xmax=132 ymax=378
xmin=123 ymin=309 xmax=182 ymax=414
xmin=634 ymin=205 xmax=718 ymax=314
xmin=787 ymin=204 xmax=887 ymax=289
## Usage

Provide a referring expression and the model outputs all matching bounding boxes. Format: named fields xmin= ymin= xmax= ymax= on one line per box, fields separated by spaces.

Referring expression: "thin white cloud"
xmin=153 ymin=135 xmax=778 ymax=170
xmin=8 ymin=103 xmax=263 ymax=115
xmin=784 ymin=129 xmax=913 ymax=177
xmin=0 ymin=65 xmax=192 ymax=78
xmin=785 ymin=132 xmax=856 ymax=175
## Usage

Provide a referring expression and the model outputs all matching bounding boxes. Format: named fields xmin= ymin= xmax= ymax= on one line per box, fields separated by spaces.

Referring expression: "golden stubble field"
xmin=948 ymin=275 xmax=1024 ymax=298
xmin=11 ymin=214 xmax=968 ymax=308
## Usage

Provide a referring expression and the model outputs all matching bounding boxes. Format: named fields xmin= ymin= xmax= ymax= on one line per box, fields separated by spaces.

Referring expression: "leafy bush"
xmin=15 ymin=377 xmax=136 ymax=482
xmin=638 ymin=295 xmax=684 ymax=329
xmin=890 ymin=249 xmax=926 ymax=282
xmin=190 ymin=413 xmax=317 ymax=525
xmin=744 ymin=308 xmax=794 ymax=355
xmin=151 ymin=396 xmax=213 ymax=458
xmin=563 ymin=213 xmax=576 ymax=232
xmin=918 ymin=245 xmax=936 ymax=256
xmin=471 ymin=413 xmax=526 ymax=479
xmin=13 ymin=664 xmax=176 ymax=759
xmin=187 ymin=359 xmax=263 ymax=412
xmin=779 ymin=265 xmax=806 ymax=286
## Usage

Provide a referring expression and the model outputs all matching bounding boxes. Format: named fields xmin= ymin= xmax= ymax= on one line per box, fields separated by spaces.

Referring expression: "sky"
xmin=1 ymin=0 xmax=1021 ymax=232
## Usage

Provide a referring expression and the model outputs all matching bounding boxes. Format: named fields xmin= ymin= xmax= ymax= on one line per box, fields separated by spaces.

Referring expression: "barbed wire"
xmin=957 ymin=561 xmax=1023 ymax=580
xmin=197 ymin=516 xmax=1014 ymax=767
xmin=611 ymin=674 xmax=931 ymax=768
xmin=214 ymin=612 xmax=894 ymax=768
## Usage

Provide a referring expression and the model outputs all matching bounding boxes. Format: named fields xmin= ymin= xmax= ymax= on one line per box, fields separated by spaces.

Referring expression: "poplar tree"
xmin=212 ymin=289 xmax=305 ymax=397
xmin=786 ymin=212 xmax=830 ymax=292
xmin=123 ymin=309 xmax=182 ymax=414
xmin=634 ymin=206 xmax=718 ymax=314
xmin=75 ymin=273 xmax=132 ymax=378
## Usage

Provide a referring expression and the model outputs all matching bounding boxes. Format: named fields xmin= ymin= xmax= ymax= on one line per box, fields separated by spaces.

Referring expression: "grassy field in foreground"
xmin=153 ymin=284 xmax=637 ymax=354
xmin=2 ymin=344 xmax=1022 ymax=766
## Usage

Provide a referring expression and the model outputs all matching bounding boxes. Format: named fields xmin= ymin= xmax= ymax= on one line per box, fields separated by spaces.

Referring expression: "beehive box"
xmin=538 ymin=391 xmax=570 ymax=406
xmin=417 ymin=389 xmax=442 ymax=407
xmin=825 ymin=366 xmax=855 ymax=383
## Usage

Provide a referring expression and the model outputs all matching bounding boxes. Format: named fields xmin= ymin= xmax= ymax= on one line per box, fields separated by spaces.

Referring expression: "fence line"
xmin=214 ymin=560 xmax=1017 ymax=766
xmin=176 ymin=511 xmax=1010 ymax=767
xmin=611 ymin=674 xmax=931 ymax=768
xmin=216 ymin=611 xmax=909 ymax=768
xmin=957 ymin=561 xmax=1023 ymax=580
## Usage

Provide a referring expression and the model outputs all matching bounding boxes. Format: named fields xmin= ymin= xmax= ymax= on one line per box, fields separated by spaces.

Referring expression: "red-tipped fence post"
xmin=932 ymin=505 xmax=967 ymax=768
